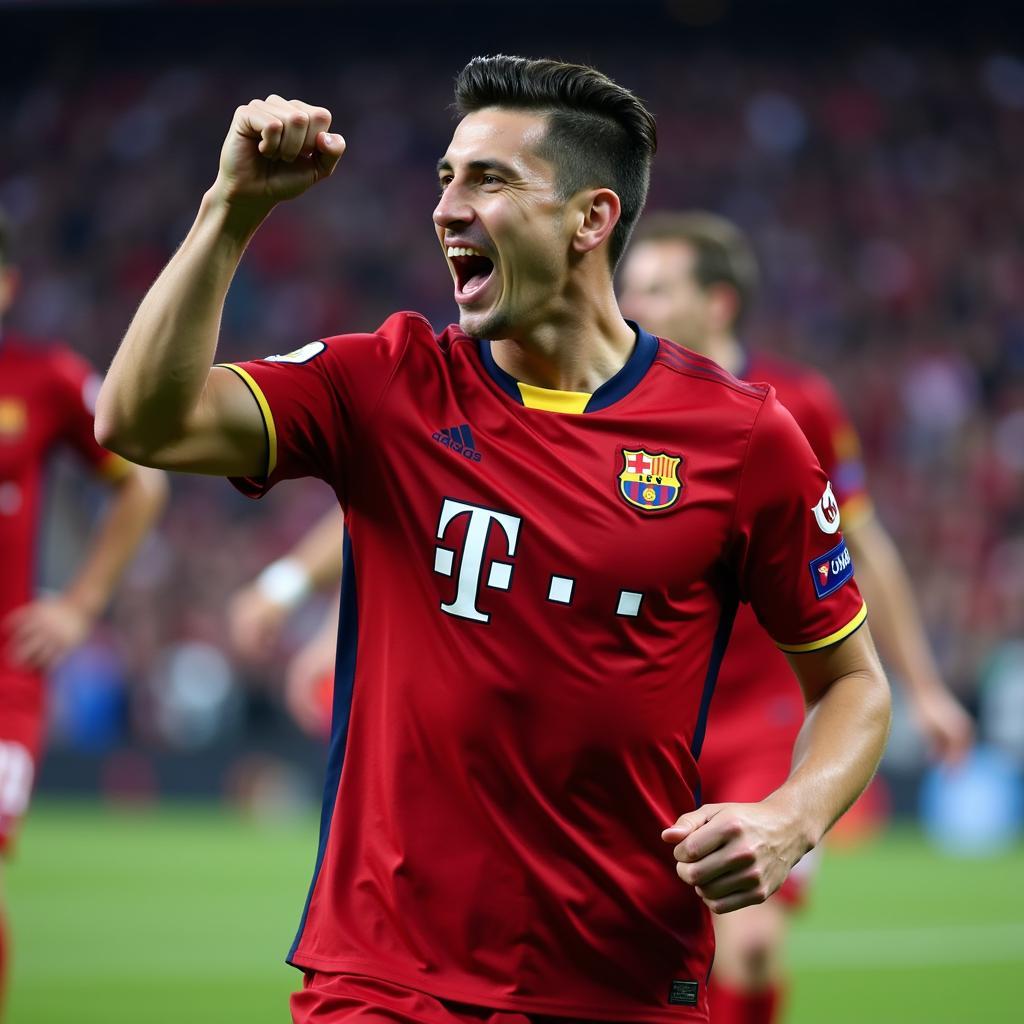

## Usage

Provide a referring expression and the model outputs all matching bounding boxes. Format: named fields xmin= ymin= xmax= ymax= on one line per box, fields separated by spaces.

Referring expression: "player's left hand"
xmin=2 ymin=596 xmax=93 ymax=671
xmin=661 ymin=800 xmax=807 ymax=914
xmin=909 ymin=686 xmax=975 ymax=765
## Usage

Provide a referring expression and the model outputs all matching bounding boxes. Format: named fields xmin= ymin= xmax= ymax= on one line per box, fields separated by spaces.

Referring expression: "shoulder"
xmin=652 ymin=338 xmax=770 ymax=427
xmin=1 ymin=334 xmax=93 ymax=390
xmin=746 ymin=350 xmax=843 ymax=419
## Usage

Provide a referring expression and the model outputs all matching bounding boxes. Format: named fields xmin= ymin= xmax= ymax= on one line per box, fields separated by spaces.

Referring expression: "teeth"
xmin=447 ymin=246 xmax=484 ymax=258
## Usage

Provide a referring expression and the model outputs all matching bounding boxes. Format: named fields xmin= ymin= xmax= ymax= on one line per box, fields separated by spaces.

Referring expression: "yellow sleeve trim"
xmin=217 ymin=363 xmax=278 ymax=478
xmin=96 ymin=452 xmax=134 ymax=483
xmin=841 ymin=494 xmax=874 ymax=531
xmin=518 ymin=381 xmax=591 ymax=414
xmin=776 ymin=601 xmax=868 ymax=654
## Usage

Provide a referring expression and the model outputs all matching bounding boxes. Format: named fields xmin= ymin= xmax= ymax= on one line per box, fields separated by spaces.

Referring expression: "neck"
xmin=488 ymin=280 xmax=636 ymax=393
xmin=686 ymin=329 xmax=744 ymax=376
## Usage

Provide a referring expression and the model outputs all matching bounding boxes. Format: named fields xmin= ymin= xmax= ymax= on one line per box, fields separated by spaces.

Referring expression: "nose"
xmin=432 ymin=180 xmax=473 ymax=232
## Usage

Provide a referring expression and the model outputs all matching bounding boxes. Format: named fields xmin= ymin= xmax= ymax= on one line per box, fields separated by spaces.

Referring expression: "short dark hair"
xmin=632 ymin=211 xmax=760 ymax=327
xmin=454 ymin=55 xmax=657 ymax=269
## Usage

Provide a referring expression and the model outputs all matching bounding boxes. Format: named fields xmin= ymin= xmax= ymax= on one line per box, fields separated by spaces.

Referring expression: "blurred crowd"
xmin=4 ymin=39 xmax=1024 ymax=765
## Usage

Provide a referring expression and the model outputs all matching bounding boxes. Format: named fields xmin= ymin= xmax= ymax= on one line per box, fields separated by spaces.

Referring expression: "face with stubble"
xmin=433 ymin=108 xmax=579 ymax=340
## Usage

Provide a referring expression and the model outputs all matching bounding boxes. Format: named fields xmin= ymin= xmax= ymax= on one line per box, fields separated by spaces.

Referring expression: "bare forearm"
xmin=847 ymin=517 xmax=943 ymax=697
xmin=292 ymin=509 xmax=345 ymax=591
xmin=95 ymin=194 xmax=265 ymax=456
xmin=63 ymin=466 xmax=169 ymax=619
xmin=775 ymin=640 xmax=891 ymax=848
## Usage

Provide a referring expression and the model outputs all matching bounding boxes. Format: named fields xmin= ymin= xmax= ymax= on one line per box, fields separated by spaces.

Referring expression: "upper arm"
xmin=733 ymin=391 xmax=866 ymax=653
xmin=784 ymin=623 xmax=886 ymax=706
xmin=118 ymin=366 xmax=270 ymax=477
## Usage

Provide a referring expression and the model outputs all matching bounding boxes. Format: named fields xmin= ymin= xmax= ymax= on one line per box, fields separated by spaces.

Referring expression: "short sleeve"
xmin=218 ymin=311 xmax=419 ymax=504
xmin=51 ymin=347 xmax=133 ymax=482
xmin=732 ymin=389 xmax=867 ymax=654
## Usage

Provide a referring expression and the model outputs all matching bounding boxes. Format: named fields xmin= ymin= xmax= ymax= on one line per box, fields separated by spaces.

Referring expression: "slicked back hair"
xmin=454 ymin=55 xmax=657 ymax=269
xmin=631 ymin=211 xmax=760 ymax=329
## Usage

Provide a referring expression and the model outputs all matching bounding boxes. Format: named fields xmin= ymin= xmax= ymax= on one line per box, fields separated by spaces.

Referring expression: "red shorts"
xmin=0 ymin=703 xmax=44 ymax=856
xmin=291 ymin=971 xmax=634 ymax=1024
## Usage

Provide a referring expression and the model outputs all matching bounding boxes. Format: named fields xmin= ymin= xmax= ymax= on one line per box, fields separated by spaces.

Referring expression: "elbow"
xmin=94 ymin=388 xmax=156 ymax=464
xmin=93 ymin=408 xmax=122 ymax=454
xmin=93 ymin=384 xmax=128 ymax=453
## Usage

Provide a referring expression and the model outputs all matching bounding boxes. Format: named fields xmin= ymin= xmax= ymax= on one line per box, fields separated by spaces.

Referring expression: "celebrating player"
xmin=0 ymin=210 xmax=168 ymax=1012
xmin=619 ymin=210 xmax=973 ymax=1024
xmin=95 ymin=57 xmax=891 ymax=1024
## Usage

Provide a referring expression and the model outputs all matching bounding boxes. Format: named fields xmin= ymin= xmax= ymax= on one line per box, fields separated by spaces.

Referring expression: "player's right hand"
xmin=210 ymin=96 xmax=346 ymax=214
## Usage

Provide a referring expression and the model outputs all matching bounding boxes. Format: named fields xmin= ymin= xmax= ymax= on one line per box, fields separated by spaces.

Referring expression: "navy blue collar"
xmin=477 ymin=321 xmax=659 ymax=413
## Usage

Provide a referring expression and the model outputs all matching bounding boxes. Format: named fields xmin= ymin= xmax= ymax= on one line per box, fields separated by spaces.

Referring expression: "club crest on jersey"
xmin=617 ymin=448 xmax=684 ymax=514
xmin=812 ymin=481 xmax=841 ymax=534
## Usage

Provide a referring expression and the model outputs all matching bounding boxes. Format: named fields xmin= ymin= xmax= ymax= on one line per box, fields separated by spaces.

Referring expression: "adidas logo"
xmin=432 ymin=423 xmax=482 ymax=463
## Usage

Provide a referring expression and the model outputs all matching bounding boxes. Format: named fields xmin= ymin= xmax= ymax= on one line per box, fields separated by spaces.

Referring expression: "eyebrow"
xmin=436 ymin=157 xmax=520 ymax=179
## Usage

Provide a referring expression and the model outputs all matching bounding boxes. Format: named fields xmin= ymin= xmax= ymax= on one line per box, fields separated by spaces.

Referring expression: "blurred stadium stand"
xmin=3 ymin=1 xmax=1023 ymax=812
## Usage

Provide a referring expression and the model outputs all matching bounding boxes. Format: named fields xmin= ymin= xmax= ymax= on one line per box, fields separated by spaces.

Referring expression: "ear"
xmin=571 ymin=188 xmax=621 ymax=257
xmin=707 ymin=282 xmax=741 ymax=333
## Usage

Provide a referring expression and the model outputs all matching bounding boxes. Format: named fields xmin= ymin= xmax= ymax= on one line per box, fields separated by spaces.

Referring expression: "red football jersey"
xmin=0 ymin=334 xmax=129 ymax=714
xmin=223 ymin=314 xmax=865 ymax=1023
xmin=700 ymin=350 xmax=872 ymax=805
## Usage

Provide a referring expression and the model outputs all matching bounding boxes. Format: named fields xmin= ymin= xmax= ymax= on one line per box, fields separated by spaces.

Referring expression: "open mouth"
xmin=447 ymin=246 xmax=495 ymax=301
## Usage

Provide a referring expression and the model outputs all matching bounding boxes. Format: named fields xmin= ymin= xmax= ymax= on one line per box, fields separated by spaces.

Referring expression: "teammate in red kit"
xmin=0 ymin=210 xmax=167 ymax=1012
xmin=228 ymin=509 xmax=342 ymax=735
xmin=619 ymin=210 xmax=973 ymax=1024
xmin=95 ymin=58 xmax=891 ymax=1024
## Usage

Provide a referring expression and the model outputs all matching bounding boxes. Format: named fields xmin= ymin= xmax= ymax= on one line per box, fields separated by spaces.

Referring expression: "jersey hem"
xmin=285 ymin=954 xmax=707 ymax=1023
xmin=216 ymin=363 xmax=278 ymax=477
xmin=774 ymin=600 xmax=868 ymax=653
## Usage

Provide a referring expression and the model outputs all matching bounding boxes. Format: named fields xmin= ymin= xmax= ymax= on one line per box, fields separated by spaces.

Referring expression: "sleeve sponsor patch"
xmin=264 ymin=340 xmax=326 ymax=365
xmin=812 ymin=481 xmax=841 ymax=534
xmin=810 ymin=538 xmax=854 ymax=599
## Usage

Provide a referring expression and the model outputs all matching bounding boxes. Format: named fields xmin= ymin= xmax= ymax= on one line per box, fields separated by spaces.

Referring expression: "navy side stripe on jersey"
xmin=287 ymin=530 xmax=359 ymax=964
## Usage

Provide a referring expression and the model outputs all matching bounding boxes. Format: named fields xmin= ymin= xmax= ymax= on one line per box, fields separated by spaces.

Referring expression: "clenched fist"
xmin=210 ymin=95 xmax=346 ymax=214
xmin=662 ymin=799 xmax=811 ymax=915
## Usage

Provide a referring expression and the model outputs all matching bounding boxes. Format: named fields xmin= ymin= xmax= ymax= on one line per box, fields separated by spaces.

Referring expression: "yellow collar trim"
xmin=517 ymin=381 xmax=592 ymax=414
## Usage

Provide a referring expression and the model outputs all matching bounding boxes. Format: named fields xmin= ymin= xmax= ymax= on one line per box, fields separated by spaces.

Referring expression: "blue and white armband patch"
xmin=810 ymin=538 xmax=854 ymax=599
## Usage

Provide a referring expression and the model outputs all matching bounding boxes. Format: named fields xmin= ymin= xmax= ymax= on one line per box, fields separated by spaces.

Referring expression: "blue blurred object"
xmin=50 ymin=641 xmax=128 ymax=752
xmin=920 ymin=745 xmax=1023 ymax=856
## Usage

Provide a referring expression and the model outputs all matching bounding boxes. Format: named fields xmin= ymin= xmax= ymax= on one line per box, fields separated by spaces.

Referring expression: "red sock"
xmin=707 ymin=980 xmax=782 ymax=1024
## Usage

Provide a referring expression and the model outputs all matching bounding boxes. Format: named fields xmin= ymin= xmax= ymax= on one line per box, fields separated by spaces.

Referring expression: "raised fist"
xmin=211 ymin=95 xmax=346 ymax=213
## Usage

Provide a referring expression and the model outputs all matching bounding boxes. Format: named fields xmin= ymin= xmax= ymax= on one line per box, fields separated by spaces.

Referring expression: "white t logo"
xmin=434 ymin=499 xmax=522 ymax=622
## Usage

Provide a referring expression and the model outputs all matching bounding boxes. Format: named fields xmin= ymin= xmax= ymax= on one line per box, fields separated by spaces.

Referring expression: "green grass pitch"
xmin=6 ymin=802 xmax=1022 ymax=1022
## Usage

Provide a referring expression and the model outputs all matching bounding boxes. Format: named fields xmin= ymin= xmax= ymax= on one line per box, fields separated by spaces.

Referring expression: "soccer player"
xmin=95 ymin=57 xmax=891 ymax=1024
xmin=0 ymin=210 xmax=168 ymax=1011
xmin=619 ymin=210 xmax=973 ymax=1024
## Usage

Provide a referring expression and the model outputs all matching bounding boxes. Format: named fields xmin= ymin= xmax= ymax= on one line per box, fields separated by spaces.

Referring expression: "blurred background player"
xmin=618 ymin=210 xmax=974 ymax=1024
xmin=228 ymin=509 xmax=342 ymax=737
xmin=0 ymin=208 xmax=167 ymax=1013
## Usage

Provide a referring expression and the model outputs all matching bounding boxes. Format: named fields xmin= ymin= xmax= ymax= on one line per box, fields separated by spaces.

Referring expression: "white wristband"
xmin=256 ymin=558 xmax=312 ymax=610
